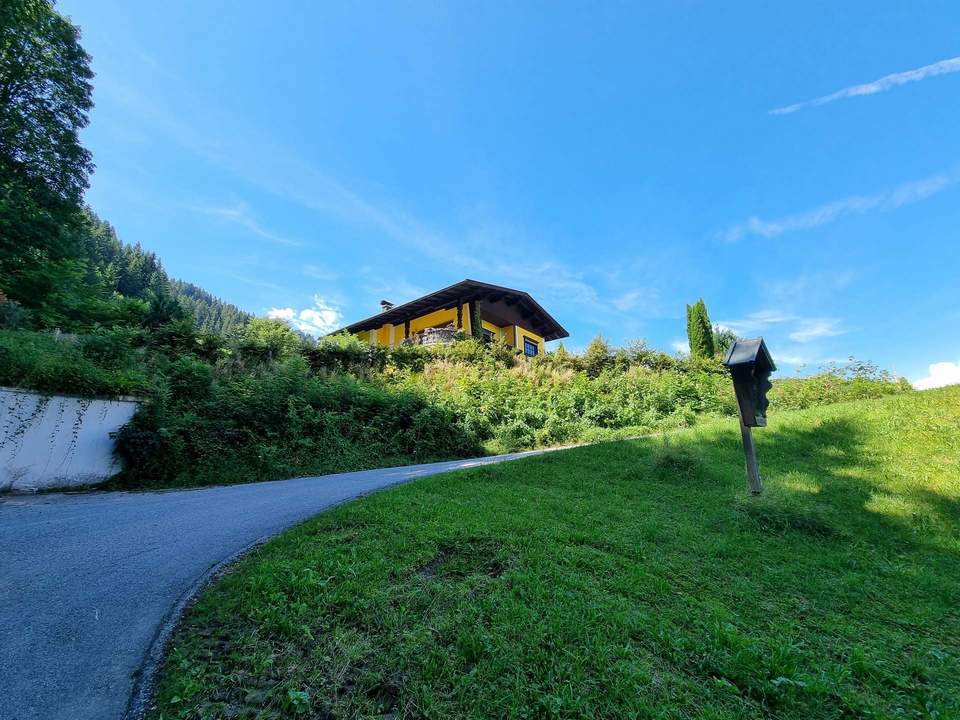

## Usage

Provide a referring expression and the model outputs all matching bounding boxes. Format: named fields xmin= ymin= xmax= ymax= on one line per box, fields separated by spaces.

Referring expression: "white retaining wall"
xmin=0 ymin=387 xmax=140 ymax=492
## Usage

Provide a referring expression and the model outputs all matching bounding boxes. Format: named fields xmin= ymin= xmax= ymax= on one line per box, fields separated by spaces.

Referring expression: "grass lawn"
xmin=150 ymin=387 xmax=960 ymax=719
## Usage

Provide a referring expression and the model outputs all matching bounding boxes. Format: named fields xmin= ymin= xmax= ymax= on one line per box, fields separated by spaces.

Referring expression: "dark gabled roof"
xmin=723 ymin=337 xmax=777 ymax=372
xmin=333 ymin=279 xmax=569 ymax=341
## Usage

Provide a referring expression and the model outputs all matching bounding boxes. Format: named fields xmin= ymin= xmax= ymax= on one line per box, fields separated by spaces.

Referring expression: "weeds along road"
xmin=0 ymin=450 xmax=551 ymax=720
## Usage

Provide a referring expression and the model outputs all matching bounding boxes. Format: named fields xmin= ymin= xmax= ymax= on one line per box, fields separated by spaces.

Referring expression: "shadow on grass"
xmin=616 ymin=414 xmax=959 ymax=715
xmin=733 ymin=415 xmax=958 ymax=560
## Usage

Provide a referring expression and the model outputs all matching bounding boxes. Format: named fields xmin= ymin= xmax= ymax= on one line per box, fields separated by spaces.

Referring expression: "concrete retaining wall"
xmin=0 ymin=387 xmax=140 ymax=493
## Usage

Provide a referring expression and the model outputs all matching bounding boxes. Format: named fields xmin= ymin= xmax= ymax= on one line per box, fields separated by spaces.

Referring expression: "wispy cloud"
xmin=719 ymin=310 xmax=845 ymax=345
xmin=721 ymin=168 xmax=960 ymax=242
xmin=191 ymin=202 xmax=302 ymax=246
xmin=612 ymin=288 xmax=662 ymax=314
xmin=771 ymin=56 xmax=960 ymax=115
xmin=788 ymin=318 xmax=844 ymax=343
xmin=761 ymin=271 xmax=856 ymax=306
xmin=268 ymin=296 xmax=343 ymax=336
xmin=302 ymin=264 xmax=338 ymax=282
xmin=776 ymin=353 xmax=811 ymax=366
xmin=355 ymin=267 xmax=426 ymax=309
xmin=225 ymin=272 xmax=289 ymax=295
xmin=719 ymin=310 xmax=794 ymax=333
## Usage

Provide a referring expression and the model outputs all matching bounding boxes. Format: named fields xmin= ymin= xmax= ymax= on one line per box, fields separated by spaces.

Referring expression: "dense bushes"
xmin=0 ymin=329 xmax=149 ymax=396
xmin=114 ymin=355 xmax=480 ymax=488
xmin=398 ymin=354 xmax=735 ymax=452
xmin=769 ymin=360 xmax=911 ymax=410
xmin=0 ymin=324 xmax=912 ymax=489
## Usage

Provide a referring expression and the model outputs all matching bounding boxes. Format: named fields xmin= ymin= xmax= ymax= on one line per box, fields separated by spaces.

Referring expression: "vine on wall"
xmin=0 ymin=392 xmax=50 ymax=455
xmin=56 ymin=398 xmax=91 ymax=473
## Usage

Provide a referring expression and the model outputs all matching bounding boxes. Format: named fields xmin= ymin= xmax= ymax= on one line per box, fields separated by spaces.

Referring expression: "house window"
xmin=523 ymin=337 xmax=539 ymax=357
xmin=482 ymin=328 xmax=495 ymax=344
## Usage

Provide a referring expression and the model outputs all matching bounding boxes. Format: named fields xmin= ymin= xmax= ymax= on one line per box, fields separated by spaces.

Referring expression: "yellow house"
xmin=334 ymin=279 xmax=569 ymax=356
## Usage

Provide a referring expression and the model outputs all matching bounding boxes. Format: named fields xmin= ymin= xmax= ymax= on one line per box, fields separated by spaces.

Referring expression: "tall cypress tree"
xmin=471 ymin=302 xmax=484 ymax=341
xmin=699 ymin=300 xmax=716 ymax=357
xmin=686 ymin=299 xmax=715 ymax=358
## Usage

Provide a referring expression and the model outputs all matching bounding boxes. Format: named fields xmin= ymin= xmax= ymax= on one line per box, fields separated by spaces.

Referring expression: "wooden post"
xmin=456 ymin=301 xmax=463 ymax=329
xmin=404 ymin=319 xmax=410 ymax=340
xmin=738 ymin=410 xmax=763 ymax=494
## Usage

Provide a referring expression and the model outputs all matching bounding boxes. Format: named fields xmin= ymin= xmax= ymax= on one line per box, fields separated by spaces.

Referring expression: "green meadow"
xmin=151 ymin=387 xmax=959 ymax=719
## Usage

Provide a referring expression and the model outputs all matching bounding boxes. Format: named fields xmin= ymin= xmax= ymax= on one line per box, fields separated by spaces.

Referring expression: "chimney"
xmin=380 ymin=300 xmax=394 ymax=312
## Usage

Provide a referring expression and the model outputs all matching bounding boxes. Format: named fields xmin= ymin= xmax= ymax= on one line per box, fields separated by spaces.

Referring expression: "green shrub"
xmin=238 ymin=317 xmax=307 ymax=363
xmin=114 ymin=356 xmax=482 ymax=488
xmin=0 ymin=297 xmax=30 ymax=329
xmin=167 ymin=356 xmax=214 ymax=403
xmin=427 ymin=337 xmax=488 ymax=365
xmin=79 ymin=326 xmax=142 ymax=368
xmin=770 ymin=360 xmax=910 ymax=410
xmin=308 ymin=333 xmax=389 ymax=375
xmin=582 ymin=335 xmax=613 ymax=378
xmin=0 ymin=329 xmax=149 ymax=396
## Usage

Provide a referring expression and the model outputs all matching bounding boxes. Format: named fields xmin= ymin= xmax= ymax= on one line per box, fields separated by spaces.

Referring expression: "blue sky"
xmin=59 ymin=1 xmax=960 ymax=386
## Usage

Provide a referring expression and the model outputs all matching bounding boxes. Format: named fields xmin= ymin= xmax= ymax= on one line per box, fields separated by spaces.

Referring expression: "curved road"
xmin=0 ymin=451 xmax=548 ymax=720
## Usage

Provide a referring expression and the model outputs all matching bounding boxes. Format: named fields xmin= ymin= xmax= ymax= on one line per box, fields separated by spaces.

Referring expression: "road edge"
xmin=121 ymin=535 xmax=271 ymax=720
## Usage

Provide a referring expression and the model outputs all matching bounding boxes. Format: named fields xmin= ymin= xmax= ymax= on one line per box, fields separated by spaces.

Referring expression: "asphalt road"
xmin=0 ymin=451 xmax=547 ymax=720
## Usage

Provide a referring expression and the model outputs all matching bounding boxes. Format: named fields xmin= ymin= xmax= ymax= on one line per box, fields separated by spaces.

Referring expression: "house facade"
xmin=334 ymin=279 xmax=568 ymax=356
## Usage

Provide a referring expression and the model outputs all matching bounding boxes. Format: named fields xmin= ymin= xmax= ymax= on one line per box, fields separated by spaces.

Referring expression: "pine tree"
xmin=686 ymin=299 xmax=715 ymax=359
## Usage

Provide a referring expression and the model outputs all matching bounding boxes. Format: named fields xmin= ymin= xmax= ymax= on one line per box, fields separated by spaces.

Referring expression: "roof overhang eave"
xmin=328 ymin=279 xmax=569 ymax=341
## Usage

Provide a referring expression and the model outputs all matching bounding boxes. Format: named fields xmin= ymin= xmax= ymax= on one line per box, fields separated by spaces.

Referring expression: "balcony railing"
xmin=401 ymin=325 xmax=460 ymax=346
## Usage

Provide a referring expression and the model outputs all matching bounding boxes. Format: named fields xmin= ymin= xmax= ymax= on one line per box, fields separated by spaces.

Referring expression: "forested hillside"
xmin=0 ymin=198 xmax=248 ymax=336
xmin=169 ymin=279 xmax=251 ymax=335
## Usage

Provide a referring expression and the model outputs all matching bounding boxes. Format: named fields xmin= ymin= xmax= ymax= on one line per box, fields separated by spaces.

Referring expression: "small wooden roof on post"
xmin=722 ymin=337 xmax=776 ymax=374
